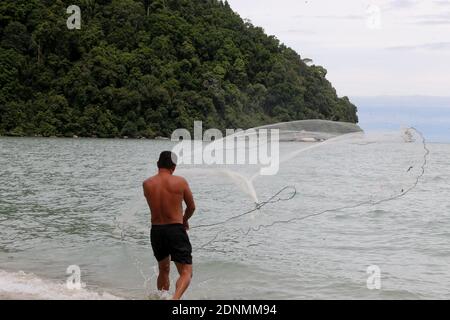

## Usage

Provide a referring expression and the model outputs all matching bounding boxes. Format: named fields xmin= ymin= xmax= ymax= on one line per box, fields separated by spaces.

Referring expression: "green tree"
xmin=0 ymin=0 xmax=358 ymax=138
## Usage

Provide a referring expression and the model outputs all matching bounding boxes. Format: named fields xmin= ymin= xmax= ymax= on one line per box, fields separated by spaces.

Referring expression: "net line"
xmin=195 ymin=127 xmax=430 ymax=250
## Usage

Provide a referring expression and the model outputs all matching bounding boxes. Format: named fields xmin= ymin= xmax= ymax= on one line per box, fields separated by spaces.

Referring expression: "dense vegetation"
xmin=0 ymin=0 xmax=358 ymax=138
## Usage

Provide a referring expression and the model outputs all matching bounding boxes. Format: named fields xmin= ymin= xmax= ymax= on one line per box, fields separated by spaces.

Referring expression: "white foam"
xmin=0 ymin=270 xmax=122 ymax=300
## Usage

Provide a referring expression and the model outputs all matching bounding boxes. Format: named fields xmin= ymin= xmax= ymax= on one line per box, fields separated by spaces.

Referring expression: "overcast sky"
xmin=227 ymin=0 xmax=450 ymax=97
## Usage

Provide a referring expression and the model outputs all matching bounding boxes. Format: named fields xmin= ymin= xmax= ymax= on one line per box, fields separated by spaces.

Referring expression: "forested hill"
xmin=0 ymin=0 xmax=358 ymax=138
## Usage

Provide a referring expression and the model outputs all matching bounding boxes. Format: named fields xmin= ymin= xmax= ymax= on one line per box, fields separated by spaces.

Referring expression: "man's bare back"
xmin=143 ymin=172 xmax=195 ymax=227
xmin=143 ymin=151 xmax=195 ymax=300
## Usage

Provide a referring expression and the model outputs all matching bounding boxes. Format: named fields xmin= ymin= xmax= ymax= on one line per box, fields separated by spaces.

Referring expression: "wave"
xmin=0 ymin=269 xmax=122 ymax=300
xmin=368 ymin=209 xmax=389 ymax=215
xmin=431 ymin=176 xmax=445 ymax=182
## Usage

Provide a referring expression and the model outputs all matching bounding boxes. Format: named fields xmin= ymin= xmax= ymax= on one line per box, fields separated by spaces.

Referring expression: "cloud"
xmin=412 ymin=12 xmax=450 ymax=25
xmin=387 ymin=42 xmax=450 ymax=51
xmin=227 ymin=0 xmax=450 ymax=96
xmin=280 ymin=28 xmax=317 ymax=35
xmin=433 ymin=0 xmax=450 ymax=6
xmin=293 ymin=14 xmax=363 ymax=20
xmin=385 ymin=0 xmax=419 ymax=10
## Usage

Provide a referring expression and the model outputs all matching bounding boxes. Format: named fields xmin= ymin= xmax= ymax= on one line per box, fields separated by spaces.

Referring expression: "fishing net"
xmin=115 ymin=120 xmax=428 ymax=254
xmin=172 ymin=121 xmax=428 ymax=251
xmin=254 ymin=119 xmax=363 ymax=142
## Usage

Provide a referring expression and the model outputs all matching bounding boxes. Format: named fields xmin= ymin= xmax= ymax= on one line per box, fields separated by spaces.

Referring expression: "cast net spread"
xmin=115 ymin=120 xmax=428 ymax=253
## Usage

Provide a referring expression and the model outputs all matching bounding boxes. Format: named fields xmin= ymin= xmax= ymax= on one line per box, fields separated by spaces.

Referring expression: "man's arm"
xmin=182 ymin=179 xmax=196 ymax=230
xmin=142 ymin=181 xmax=153 ymax=213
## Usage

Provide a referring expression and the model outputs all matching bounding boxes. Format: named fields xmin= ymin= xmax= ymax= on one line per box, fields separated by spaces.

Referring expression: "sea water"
xmin=0 ymin=137 xmax=449 ymax=299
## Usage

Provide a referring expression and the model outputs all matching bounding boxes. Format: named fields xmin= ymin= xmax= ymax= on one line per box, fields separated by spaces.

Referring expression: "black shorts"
xmin=150 ymin=224 xmax=192 ymax=265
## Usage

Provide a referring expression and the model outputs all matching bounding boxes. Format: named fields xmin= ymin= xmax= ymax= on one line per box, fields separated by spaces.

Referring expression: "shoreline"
xmin=0 ymin=269 xmax=122 ymax=300
xmin=0 ymin=134 xmax=447 ymax=144
xmin=0 ymin=134 xmax=171 ymax=141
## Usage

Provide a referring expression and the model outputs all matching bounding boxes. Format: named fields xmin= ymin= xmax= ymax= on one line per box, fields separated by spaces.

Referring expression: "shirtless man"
xmin=143 ymin=151 xmax=196 ymax=300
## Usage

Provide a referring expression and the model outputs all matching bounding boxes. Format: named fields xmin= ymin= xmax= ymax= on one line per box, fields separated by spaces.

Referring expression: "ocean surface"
xmin=0 ymin=135 xmax=449 ymax=300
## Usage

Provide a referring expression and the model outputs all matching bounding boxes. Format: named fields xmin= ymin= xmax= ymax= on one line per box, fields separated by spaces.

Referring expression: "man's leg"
xmin=172 ymin=262 xmax=192 ymax=300
xmin=157 ymin=257 xmax=170 ymax=291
